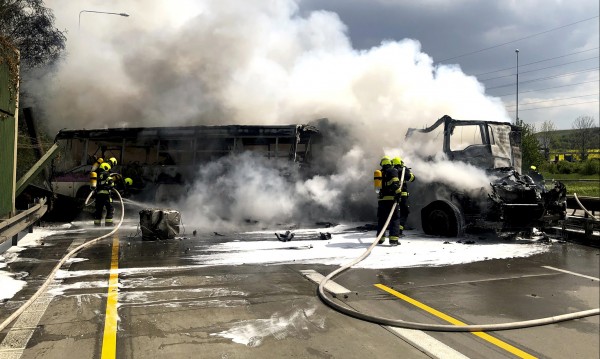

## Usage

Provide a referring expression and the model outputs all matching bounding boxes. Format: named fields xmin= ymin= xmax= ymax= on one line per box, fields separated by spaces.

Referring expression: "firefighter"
xmin=376 ymin=156 xmax=402 ymax=246
xmin=528 ymin=165 xmax=545 ymax=188
xmin=392 ymin=157 xmax=415 ymax=237
xmin=111 ymin=173 xmax=133 ymax=197
xmin=104 ymin=157 xmax=133 ymax=197
xmin=93 ymin=162 xmax=115 ymax=226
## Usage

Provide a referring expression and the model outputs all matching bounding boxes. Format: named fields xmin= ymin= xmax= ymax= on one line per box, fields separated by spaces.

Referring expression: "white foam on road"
xmin=1 ymin=222 xmax=551 ymax=303
xmin=0 ymin=225 xmax=75 ymax=301
xmin=191 ymin=226 xmax=551 ymax=269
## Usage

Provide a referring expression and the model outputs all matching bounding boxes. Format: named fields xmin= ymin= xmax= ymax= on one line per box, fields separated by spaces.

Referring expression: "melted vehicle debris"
xmin=406 ymin=115 xmax=567 ymax=237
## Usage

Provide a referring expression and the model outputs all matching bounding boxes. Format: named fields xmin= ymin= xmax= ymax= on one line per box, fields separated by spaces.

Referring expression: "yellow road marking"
xmin=375 ymin=284 xmax=537 ymax=359
xmin=101 ymin=235 xmax=120 ymax=359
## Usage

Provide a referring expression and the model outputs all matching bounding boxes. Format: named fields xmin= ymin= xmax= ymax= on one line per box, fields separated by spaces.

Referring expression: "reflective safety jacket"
xmin=378 ymin=165 xmax=401 ymax=201
xmin=96 ymin=172 xmax=115 ymax=195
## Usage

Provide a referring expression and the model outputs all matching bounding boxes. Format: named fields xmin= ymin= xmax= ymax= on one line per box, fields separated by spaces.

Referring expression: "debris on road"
xmin=319 ymin=232 xmax=332 ymax=240
xmin=275 ymin=231 xmax=295 ymax=242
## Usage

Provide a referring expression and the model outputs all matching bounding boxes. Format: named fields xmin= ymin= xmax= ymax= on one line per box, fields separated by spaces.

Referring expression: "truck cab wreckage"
xmin=405 ymin=115 xmax=567 ymax=237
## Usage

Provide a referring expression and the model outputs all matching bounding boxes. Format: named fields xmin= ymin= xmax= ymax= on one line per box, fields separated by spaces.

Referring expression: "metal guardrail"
xmin=554 ymin=195 xmax=600 ymax=246
xmin=566 ymin=195 xmax=600 ymax=213
xmin=0 ymin=198 xmax=47 ymax=247
xmin=545 ymin=179 xmax=600 ymax=182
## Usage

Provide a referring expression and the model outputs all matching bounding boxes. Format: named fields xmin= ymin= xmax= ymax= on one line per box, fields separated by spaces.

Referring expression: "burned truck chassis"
xmin=409 ymin=116 xmax=567 ymax=238
xmin=420 ymin=174 xmax=567 ymax=237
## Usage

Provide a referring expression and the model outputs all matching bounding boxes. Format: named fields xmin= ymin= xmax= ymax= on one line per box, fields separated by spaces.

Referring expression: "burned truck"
xmin=405 ymin=115 xmax=566 ymax=237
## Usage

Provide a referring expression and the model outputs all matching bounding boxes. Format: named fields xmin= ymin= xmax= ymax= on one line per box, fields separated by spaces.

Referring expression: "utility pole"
xmin=515 ymin=49 xmax=519 ymax=126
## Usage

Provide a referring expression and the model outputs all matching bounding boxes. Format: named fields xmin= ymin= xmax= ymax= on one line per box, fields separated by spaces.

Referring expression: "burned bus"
xmin=50 ymin=124 xmax=320 ymax=208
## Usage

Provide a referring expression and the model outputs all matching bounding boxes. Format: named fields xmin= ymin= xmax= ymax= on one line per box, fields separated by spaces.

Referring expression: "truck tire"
xmin=421 ymin=200 xmax=465 ymax=237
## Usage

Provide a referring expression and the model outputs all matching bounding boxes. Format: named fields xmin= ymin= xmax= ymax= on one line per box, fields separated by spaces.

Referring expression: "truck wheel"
xmin=421 ymin=200 xmax=465 ymax=237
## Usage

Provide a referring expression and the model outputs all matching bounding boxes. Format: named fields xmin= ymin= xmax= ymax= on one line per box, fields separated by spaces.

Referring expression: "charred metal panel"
xmin=50 ymin=124 xmax=321 ymax=204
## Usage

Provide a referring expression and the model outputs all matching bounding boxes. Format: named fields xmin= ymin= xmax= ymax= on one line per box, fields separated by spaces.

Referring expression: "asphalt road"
xmin=0 ymin=218 xmax=598 ymax=359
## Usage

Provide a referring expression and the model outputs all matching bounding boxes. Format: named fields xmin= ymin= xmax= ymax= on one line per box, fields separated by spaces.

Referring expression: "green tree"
xmin=537 ymin=120 xmax=556 ymax=160
xmin=0 ymin=0 xmax=66 ymax=69
xmin=572 ymin=115 xmax=598 ymax=161
xmin=520 ymin=122 xmax=544 ymax=172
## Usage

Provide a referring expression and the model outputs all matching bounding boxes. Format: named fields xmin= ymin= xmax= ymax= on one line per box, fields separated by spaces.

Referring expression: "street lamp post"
xmin=79 ymin=10 xmax=130 ymax=31
xmin=515 ymin=49 xmax=519 ymax=126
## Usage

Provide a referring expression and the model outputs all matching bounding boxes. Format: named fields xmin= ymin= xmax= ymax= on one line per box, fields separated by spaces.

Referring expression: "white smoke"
xmin=33 ymin=0 xmax=510 ymax=228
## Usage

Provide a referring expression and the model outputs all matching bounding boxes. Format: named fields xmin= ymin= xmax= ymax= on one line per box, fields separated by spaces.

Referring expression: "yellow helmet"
xmin=109 ymin=157 xmax=118 ymax=167
xmin=530 ymin=165 xmax=537 ymax=171
xmin=99 ymin=162 xmax=111 ymax=172
xmin=124 ymin=177 xmax=133 ymax=186
xmin=392 ymin=157 xmax=403 ymax=166
xmin=380 ymin=156 xmax=391 ymax=166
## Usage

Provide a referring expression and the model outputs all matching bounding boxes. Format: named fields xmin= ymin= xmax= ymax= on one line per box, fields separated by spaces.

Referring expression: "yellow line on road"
xmin=101 ymin=235 xmax=120 ymax=359
xmin=375 ymin=284 xmax=537 ymax=359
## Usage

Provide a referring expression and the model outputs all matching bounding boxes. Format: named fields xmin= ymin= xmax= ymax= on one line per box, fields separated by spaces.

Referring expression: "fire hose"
xmin=573 ymin=193 xmax=599 ymax=221
xmin=0 ymin=189 xmax=125 ymax=332
xmin=318 ymin=168 xmax=599 ymax=332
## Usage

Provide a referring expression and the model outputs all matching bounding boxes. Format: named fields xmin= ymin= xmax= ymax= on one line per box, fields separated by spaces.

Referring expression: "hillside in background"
xmin=536 ymin=127 xmax=600 ymax=152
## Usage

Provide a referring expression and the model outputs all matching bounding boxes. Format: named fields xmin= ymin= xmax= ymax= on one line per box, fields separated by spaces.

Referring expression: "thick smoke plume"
xmin=34 ymin=0 xmax=510 ymax=229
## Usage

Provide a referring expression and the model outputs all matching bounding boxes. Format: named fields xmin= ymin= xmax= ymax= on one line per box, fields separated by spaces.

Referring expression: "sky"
xmin=32 ymin=0 xmax=599 ymax=132
xmin=299 ymin=0 xmax=600 ymax=130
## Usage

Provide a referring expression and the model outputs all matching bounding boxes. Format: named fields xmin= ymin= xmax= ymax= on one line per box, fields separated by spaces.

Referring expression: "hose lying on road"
xmin=317 ymin=200 xmax=600 ymax=332
xmin=0 ymin=189 xmax=125 ymax=333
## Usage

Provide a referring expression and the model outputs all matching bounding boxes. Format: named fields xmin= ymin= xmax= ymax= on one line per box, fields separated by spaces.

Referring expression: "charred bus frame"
xmin=50 ymin=124 xmax=320 ymax=201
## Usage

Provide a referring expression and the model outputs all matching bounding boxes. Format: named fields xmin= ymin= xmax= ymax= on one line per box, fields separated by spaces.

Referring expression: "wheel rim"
xmin=430 ymin=209 xmax=452 ymax=234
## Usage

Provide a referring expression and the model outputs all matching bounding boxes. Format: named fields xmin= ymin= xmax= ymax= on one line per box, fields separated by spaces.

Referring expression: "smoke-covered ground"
xmin=31 ymin=0 xmax=510 ymax=230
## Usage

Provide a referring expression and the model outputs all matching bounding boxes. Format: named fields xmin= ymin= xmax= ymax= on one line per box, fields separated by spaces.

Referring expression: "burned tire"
xmin=421 ymin=200 xmax=465 ymax=237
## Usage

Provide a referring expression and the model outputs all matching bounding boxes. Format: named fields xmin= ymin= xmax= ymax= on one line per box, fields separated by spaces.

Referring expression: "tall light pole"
xmin=79 ymin=10 xmax=130 ymax=31
xmin=515 ymin=49 xmax=519 ymax=126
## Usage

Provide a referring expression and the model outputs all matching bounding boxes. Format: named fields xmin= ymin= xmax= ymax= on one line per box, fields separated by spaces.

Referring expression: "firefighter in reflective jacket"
xmin=527 ymin=165 xmax=545 ymax=188
xmin=377 ymin=156 xmax=402 ymax=246
xmin=392 ymin=157 xmax=415 ymax=237
xmin=93 ymin=162 xmax=115 ymax=226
